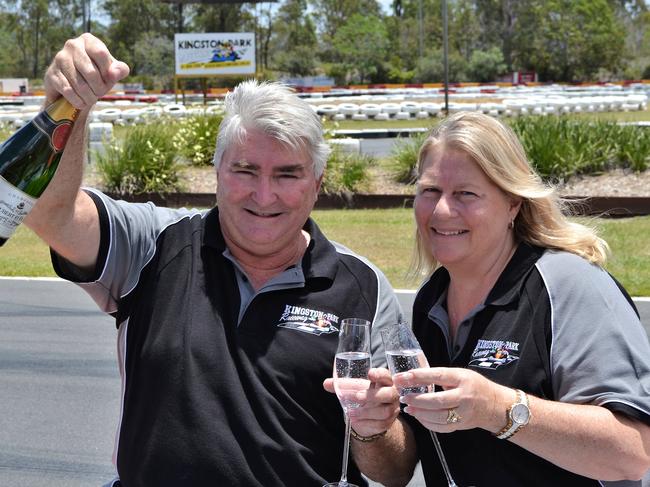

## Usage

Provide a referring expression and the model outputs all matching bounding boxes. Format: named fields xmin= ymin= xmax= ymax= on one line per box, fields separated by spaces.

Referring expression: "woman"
xmin=337 ymin=112 xmax=650 ymax=486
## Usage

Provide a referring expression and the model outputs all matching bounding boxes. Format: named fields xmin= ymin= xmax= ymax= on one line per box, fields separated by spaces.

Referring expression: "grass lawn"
xmin=0 ymin=225 xmax=54 ymax=277
xmin=589 ymin=216 xmax=650 ymax=297
xmin=2 ymin=211 xmax=649 ymax=296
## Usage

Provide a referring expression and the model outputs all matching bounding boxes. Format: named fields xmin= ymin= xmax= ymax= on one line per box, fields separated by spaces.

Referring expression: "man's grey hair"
xmin=213 ymin=80 xmax=330 ymax=177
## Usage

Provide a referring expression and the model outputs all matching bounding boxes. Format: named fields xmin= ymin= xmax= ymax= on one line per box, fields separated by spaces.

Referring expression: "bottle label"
xmin=0 ymin=174 xmax=36 ymax=239
xmin=32 ymin=111 xmax=73 ymax=154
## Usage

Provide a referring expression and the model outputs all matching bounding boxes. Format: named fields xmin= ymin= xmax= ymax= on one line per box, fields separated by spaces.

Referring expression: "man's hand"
xmin=44 ymin=33 xmax=130 ymax=110
xmin=324 ymin=367 xmax=401 ymax=437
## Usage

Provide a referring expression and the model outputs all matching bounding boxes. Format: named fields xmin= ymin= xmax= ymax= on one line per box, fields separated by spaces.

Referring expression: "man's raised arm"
xmin=25 ymin=34 xmax=129 ymax=270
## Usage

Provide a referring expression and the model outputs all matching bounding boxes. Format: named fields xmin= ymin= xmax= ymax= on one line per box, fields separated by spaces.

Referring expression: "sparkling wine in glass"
xmin=324 ymin=318 xmax=371 ymax=487
xmin=381 ymin=323 xmax=459 ymax=487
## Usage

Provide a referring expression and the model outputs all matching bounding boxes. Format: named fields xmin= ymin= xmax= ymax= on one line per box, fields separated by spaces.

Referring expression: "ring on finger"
xmin=446 ymin=408 xmax=461 ymax=424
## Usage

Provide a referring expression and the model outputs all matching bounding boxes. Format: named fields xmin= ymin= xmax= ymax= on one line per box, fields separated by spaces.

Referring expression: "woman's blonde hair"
xmin=413 ymin=111 xmax=609 ymax=276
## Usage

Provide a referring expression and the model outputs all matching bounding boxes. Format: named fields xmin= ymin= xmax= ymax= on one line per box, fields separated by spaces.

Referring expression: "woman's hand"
xmin=324 ymin=367 xmax=402 ymax=437
xmin=393 ymin=366 xmax=507 ymax=434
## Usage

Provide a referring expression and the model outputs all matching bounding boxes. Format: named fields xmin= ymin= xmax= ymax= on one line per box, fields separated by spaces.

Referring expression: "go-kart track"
xmin=1 ymin=82 xmax=648 ymax=129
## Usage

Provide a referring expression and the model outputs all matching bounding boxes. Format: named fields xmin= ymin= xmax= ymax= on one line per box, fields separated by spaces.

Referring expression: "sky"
xmin=378 ymin=0 xmax=393 ymax=14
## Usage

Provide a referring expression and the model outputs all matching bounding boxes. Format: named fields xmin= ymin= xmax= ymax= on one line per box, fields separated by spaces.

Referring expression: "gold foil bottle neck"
xmin=45 ymin=97 xmax=80 ymax=123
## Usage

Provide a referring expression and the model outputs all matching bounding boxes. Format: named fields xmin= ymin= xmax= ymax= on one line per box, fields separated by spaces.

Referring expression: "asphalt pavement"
xmin=1 ymin=277 xmax=648 ymax=486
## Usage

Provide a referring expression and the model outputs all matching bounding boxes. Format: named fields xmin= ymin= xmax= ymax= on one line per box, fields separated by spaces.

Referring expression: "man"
xmin=26 ymin=34 xmax=403 ymax=487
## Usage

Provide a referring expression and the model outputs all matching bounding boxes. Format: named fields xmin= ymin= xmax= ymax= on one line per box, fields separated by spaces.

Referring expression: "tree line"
xmin=1 ymin=0 xmax=649 ymax=89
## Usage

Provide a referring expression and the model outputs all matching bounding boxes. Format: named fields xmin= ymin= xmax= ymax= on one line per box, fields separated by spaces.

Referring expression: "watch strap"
xmin=495 ymin=389 xmax=529 ymax=440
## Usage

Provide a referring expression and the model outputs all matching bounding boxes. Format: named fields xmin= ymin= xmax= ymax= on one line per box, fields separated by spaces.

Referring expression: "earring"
xmin=508 ymin=218 xmax=515 ymax=230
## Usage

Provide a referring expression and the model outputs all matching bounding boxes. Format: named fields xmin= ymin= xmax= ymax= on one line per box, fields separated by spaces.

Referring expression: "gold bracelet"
xmin=350 ymin=427 xmax=388 ymax=442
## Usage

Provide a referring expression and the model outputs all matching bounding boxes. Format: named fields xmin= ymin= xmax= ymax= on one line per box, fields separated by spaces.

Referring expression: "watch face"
xmin=511 ymin=403 xmax=530 ymax=425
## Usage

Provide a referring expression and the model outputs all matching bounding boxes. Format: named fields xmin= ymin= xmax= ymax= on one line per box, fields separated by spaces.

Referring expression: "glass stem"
xmin=338 ymin=411 xmax=352 ymax=487
xmin=429 ymin=430 xmax=458 ymax=487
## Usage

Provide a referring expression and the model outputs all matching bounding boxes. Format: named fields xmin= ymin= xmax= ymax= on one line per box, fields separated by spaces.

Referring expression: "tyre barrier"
xmin=380 ymin=103 xmax=401 ymax=115
xmin=162 ymin=104 xmax=187 ymax=117
xmin=360 ymin=103 xmax=382 ymax=117
xmin=121 ymin=108 xmax=144 ymax=124
xmin=316 ymin=104 xmax=339 ymax=117
xmin=0 ymin=89 xmax=648 ymax=130
xmin=338 ymin=103 xmax=360 ymax=116
xmin=96 ymin=108 xmax=122 ymax=123
xmin=399 ymin=102 xmax=421 ymax=114
xmin=141 ymin=106 xmax=163 ymax=119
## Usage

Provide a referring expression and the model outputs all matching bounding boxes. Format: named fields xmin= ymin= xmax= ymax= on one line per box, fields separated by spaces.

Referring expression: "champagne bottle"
xmin=0 ymin=98 xmax=79 ymax=246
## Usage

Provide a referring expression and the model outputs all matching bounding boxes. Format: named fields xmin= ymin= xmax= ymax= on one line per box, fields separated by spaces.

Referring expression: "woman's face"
xmin=414 ymin=146 xmax=520 ymax=274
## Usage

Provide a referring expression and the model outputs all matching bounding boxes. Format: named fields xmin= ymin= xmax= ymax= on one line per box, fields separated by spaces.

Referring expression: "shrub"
xmin=509 ymin=116 xmax=650 ymax=179
xmin=613 ymin=124 xmax=650 ymax=171
xmin=321 ymin=146 xmax=374 ymax=194
xmin=390 ymin=132 xmax=428 ymax=184
xmin=510 ymin=117 xmax=606 ymax=180
xmin=172 ymin=113 xmax=223 ymax=166
xmin=95 ymin=122 xmax=182 ymax=195
xmin=0 ymin=124 xmax=11 ymax=141
xmin=372 ymin=61 xmax=415 ymax=84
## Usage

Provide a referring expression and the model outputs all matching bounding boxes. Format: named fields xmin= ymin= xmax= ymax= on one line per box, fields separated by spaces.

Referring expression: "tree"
xmin=4 ymin=0 xmax=81 ymax=79
xmin=467 ymin=46 xmax=506 ymax=82
xmin=253 ymin=3 xmax=275 ymax=72
xmin=272 ymin=0 xmax=318 ymax=76
xmin=331 ymin=13 xmax=389 ymax=83
xmin=310 ymin=0 xmax=382 ymax=39
xmin=512 ymin=0 xmax=626 ymax=81
xmin=103 ymin=0 xmax=178 ymax=74
xmin=413 ymin=47 xmax=467 ymax=82
xmin=384 ymin=0 xmax=442 ymax=72
xmin=608 ymin=0 xmax=649 ymax=78
xmin=132 ymin=33 xmax=174 ymax=89
xmin=474 ymin=0 xmax=527 ymax=70
xmin=0 ymin=11 xmax=20 ymax=77
xmin=310 ymin=0 xmax=382 ymax=61
xmin=450 ymin=0 xmax=482 ymax=60
xmin=190 ymin=3 xmax=250 ymax=32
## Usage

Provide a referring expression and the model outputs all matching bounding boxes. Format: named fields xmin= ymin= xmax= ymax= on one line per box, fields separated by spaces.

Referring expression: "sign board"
xmin=174 ymin=32 xmax=255 ymax=76
xmin=517 ymin=71 xmax=538 ymax=84
xmin=0 ymin=78 xmax=28 ymax=93
xmin=498 ymin=71 xmax=538 ymax=84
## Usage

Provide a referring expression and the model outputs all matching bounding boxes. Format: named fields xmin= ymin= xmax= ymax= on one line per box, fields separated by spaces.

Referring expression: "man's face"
xmin=216 ymin=128 xmax=322 ymax=259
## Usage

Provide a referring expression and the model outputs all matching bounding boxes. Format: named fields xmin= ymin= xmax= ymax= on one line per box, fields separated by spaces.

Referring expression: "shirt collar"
xmin=415 ymin=242 xmax=545 ymax=313
xmin=484 ymin=242 xmax=545 ymax=307
xmin=202 ymin=207 xmax=338 ymax=286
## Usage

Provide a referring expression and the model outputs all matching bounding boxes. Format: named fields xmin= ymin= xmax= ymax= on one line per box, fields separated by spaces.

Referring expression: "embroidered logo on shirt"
xmin=277 ymin=305 xmax=340 ymax=335
xmin=468 ymin=339 xmax=520 ymax=369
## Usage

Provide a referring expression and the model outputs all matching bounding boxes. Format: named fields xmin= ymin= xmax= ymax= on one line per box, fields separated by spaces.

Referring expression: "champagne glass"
xmin=381 ymin=323 xmax=459 ymax=487
xmin=324 ymin=318 xmax=371 ymax=487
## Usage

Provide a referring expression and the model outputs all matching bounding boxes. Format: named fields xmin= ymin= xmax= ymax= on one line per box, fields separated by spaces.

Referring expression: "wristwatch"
xmin=495 ymin=389 xmax=531 ymax=440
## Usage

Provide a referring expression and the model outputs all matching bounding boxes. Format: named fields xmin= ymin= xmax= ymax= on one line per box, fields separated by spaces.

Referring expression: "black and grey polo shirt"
xmin=52 ymin=189 xmax=403 ymax=487
xmin=407 ymin=243 xmax=650 ymax=487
